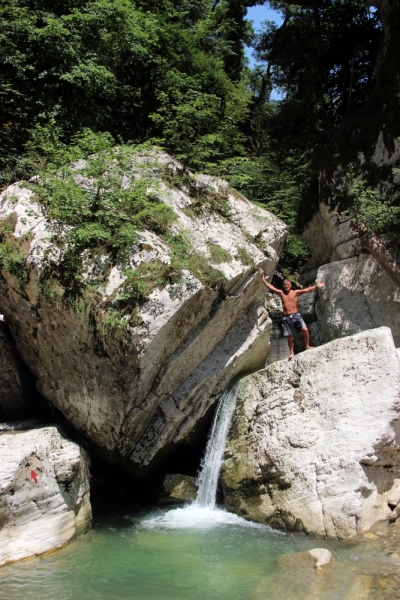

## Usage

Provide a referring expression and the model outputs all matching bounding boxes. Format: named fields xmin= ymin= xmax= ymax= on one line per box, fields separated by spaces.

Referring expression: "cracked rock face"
xmin=0 ymin=426 xmax=91 ymax=566
xmin=300 ymin=201 xmax=400 ymax=347
xmin=299 ymin=252 xmax=400 ymax=348
xmin=314 ymin=254 xmax=400 ymax=347
xmin=0 ymin=154 xmax=286 ymax=474
xmin=222 ymin=327 xmax=400 ymax=540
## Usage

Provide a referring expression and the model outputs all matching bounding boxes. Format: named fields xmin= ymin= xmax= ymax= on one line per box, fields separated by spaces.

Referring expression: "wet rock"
xmin=343 ymin=575 xmax=373 ymax=599
xmin=158 ymin=474 xmax=197 ymax=504
xmin=222 ymin=327 xmax=400 ymax=540
xmin=0 ymin=426 xmax=91 ymax=566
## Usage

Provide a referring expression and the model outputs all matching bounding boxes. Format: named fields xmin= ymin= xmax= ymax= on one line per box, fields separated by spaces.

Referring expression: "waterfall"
xmin=195 ymin=384 xmax=239 ymax=509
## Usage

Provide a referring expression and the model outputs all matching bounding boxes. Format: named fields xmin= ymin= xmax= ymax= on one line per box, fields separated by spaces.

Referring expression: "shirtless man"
xmin=260 ymin=271 xmax=326 ymax=359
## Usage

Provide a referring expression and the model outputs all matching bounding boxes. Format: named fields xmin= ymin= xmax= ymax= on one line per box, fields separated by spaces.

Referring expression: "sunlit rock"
xmin=299 ymin=253 xmax=400 ymax=347
xmin=308 ymin=548 xmax=332 ymax=570
xmin=222 ymin=327 xmax=400 ymax=540
xmin=0 ymin=151 xmax=287 ymax=474
xmin=0 ymin=426 xmax=91 ymax=566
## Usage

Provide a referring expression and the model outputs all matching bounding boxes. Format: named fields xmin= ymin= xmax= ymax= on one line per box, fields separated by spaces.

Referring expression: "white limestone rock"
xmin=308 ymin=548 xmax=332 ymax=569
xmin=303 ymin=203 xmax=362 ymax=265
xmin=222 ymin=327 xmax=400 ymax=540
xmin=0 ymin=426 xmax=91 ymax=566
xmin=312 ymin=254 xmax=400 ymax=346
xmin=0 ymin=152 xmax=287 ymax=474
xmin=299 ymin=204 xmax=400 ymax=347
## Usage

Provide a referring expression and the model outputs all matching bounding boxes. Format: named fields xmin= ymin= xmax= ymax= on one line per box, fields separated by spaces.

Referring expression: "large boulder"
xmin=0 ymin=425 xmax=91 ymax=566
xmin=0 ymin=151 xmax=286 ymax=474
xmin=222 ymin=327 xmax=400 ymax=540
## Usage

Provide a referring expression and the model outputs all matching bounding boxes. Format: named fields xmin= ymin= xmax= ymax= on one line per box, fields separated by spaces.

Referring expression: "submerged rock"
xmin=0 ymin=425 xmax=91 ymax=566
xmin=0 ymin=152 xmax=286 ymax=474
xmin=222 ymin=327 xmax=400 ymax=540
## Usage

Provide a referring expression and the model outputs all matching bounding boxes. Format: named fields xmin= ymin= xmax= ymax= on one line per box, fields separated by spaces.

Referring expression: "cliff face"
xmin=0 ymin=151 xmax=286 ymax=474
xmin=298 ymin=1 xmax=400 ymax=347
xmin=300 ymin=204 xmax=400 ymax=347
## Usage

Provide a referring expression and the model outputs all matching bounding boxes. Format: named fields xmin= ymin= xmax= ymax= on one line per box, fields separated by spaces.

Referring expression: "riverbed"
xmin=1 ymin=504 xmax=400 ymax=600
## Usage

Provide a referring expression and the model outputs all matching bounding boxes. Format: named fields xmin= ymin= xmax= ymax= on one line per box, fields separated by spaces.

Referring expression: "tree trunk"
xmin=351 ymin=221 xmax=400 ymax=288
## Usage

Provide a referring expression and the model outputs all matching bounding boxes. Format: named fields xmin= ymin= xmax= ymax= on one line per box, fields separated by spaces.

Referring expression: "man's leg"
xmin=302 ymin=327 xmax=314 ymax=350
xmin=287 ymin=335 xmax=295 ymax=359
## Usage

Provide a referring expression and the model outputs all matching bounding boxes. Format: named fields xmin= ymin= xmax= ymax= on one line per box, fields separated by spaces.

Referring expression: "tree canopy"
xmin=2 ymin=0 xmax=398 ymax=274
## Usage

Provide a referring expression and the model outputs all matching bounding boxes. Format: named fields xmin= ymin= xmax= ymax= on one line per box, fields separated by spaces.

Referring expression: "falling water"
xmin=194 ymin=384 xmax=239 ymax=509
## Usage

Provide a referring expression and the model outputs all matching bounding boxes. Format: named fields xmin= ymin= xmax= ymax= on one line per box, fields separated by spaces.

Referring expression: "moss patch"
xmin=207 ymin=242 xmax=232 ymax=264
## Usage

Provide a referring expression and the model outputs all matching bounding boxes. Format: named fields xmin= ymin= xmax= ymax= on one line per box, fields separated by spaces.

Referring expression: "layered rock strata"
xmin=0 ymin=152 xmax=286 ymax=474
xmin=0 ymin=426 xmax=91 ymax=566
xmin=222 ymin=327 xmax=400 ymax=540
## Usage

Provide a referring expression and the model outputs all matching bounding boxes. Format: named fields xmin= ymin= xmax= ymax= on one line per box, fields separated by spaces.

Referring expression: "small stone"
xmin=364 ymin=532 xmax=377 ymax=540
xmin=308 ymin=548 xmax=332 ymax=569
xmin=160 ymin=474 xmax=198 ymax=503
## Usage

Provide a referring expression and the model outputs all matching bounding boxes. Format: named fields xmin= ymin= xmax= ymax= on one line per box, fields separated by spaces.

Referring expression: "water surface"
xmin=1 ymin=504 xmax=400 ymax=600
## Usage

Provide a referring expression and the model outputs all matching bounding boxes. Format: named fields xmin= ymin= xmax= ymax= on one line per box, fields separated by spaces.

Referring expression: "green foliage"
xmin=0 ymin=215 xmax=28 ymax=284
xmin=0 ymin=0 xmax=251 ymax=185
xmin=2 ymin=0 xmax=392 ymax=309
xmin=254 ymin=2 xmax=380 ymax=139
xmin=344 ymin=166 xmax=400 ymax=234
xmin=165 ymin=233 xmax=227 ymax=288
xmin=22 ymin=129 xmax=177 ymax=298
xmin=207 ymin=243 xmax=232 ymax=264
xmin=235 ymin=246 xmax=254 ymax=267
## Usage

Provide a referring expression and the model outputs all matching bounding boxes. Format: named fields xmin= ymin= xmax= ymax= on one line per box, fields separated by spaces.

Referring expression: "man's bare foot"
xmin=288 ymin=354 xmax=294 ymax=360
xmin=305 ymin=345 xmax=314 ymax=350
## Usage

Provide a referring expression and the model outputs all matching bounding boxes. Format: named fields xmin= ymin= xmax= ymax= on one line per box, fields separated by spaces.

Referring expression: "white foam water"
xmin=140 ymin=385 xmax=245 ymax=531
xmin=194 ymin=385 xmax=239 ymax=509
xmin=137 ymin=505 xmax=263 ymax=531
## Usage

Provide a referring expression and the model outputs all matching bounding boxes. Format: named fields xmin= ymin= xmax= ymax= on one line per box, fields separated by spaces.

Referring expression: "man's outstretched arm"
xmin=296 ymin=282 xmax=326 ymax=296
xmin=259 ymin=270 xmax=281 ymax=294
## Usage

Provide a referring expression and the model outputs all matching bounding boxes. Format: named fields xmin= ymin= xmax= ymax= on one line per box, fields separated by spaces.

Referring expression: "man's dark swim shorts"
xmin=282 ymin=312 xmax=307 ymax=337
